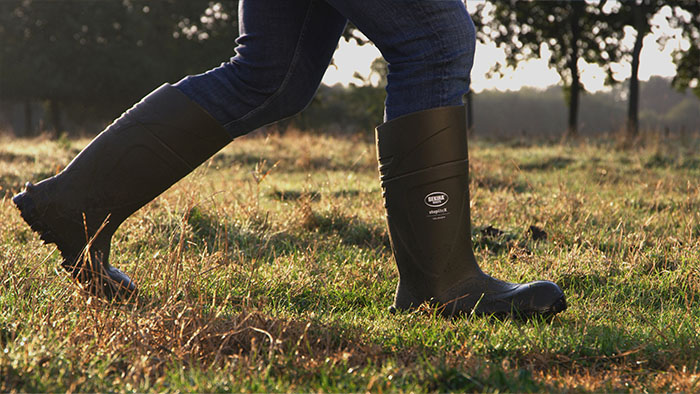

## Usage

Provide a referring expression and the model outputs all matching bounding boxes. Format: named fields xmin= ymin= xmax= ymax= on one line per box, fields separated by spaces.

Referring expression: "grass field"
xmin=1 ymin=130 xmax=699 ymax=392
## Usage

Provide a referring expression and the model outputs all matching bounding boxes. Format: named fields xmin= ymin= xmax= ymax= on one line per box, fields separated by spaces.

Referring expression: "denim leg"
xmin=326 ymin=0 xmax=475 ymax=121
xmin=174 ymin=0 xmax=347 ymax=138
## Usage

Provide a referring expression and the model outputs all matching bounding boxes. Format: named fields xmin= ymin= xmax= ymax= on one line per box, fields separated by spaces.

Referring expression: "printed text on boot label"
xmin=425 ymin=192 xmax=450 ymax=220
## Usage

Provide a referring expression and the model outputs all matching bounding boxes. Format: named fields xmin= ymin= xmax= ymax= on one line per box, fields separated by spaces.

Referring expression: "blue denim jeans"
xmin=174 ymin=0 xmax=475 ymax=138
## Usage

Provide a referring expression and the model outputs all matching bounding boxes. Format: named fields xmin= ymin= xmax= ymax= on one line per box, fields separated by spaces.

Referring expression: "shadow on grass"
xmin=422 ymin=364 xmax=543 ymax=393
xmin=518 ymin=156 xmax=574 ymax=171
xmin=0 ymin=174 xmax=22 ymax=195
xmin=28 ymin=297 xmax=387 ymax=391
xmin=302 ymin=209 xmax=390 ymax=249
xmin=0 ymin=151 xmax=34 ymax=163
xmin=557 ymin=266 xmax=699 ymax=313
xmin=557 ymin=271 xmax=609 ymax=290
xmin=644 ymin=153 xmax=700 ymax=170
xmin=139 ymin=203 xmax=390 ymax=265
xmin=211 ymin=152 xmax=275 ymax=168
xmin=268 ymin=189 xmax=367 ymax=202
xmin=211 ymin=152 xmax=367 ymax=172
xmin=472 ymin=176 xmax=529 ymax=194
xmin=624 ymin=196 xmax=694 ymax=213
xmin=471 ymin=225 xmax=532 ymax=255
xmin=269 ymin=189 xmax=322 ymax=202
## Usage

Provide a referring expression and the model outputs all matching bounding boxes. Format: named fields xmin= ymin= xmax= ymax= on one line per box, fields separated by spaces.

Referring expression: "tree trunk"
xmin=627 ymin=3 xmax=646 ymax=137
xmin=49 ymin=99 xmax=62 ymax=138
xmin=24 ymin=100 xmax=33 ymax=137
xmin=465 ymin=89 xmax=474 ymax=136
xmin=566 ymin=2 xmax=583 ymax=138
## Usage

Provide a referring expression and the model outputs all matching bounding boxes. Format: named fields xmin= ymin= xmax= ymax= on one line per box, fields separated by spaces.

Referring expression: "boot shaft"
xmin=376 ymin=105 xmax=481 ymax=306
xmin=376 ymin=105 xmax=468 ymax=181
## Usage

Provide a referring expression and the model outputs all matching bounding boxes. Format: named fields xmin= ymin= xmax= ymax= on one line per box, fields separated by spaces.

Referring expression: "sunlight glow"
xmin=323 ymin=6 xmax=685 ymax=93
xmin=321 ymin=34 xmax=381 ymax=87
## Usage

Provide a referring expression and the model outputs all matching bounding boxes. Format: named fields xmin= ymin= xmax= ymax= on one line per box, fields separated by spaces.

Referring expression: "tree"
xmin=0 ymin=0 xmax=239 ymax=136
xmin=625 ymin=1 xmax=653 ymax=136
xmin=670 ymin=2 xmax=700 ymax=98
xmin=591 ymin=1 xmax=698 ymax=136
xmin=473 ymin=1 xmax=621 ymax=138
xmin=604 ymin=0 xmax=664 ymax=137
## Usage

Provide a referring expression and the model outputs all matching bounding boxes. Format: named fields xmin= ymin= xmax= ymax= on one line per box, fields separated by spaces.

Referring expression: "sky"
xmin=321 ymin=4 xmax=688 ymax=93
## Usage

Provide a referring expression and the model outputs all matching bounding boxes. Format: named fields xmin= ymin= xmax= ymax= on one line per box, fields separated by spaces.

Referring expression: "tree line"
xmin=470 ymin=76 xmax=700 ymax=137
xmin=281 ymin=75 xmax=699 ymax=137
xmin=470 ymin=0 xmax=700 ymax=138
xmin=1 ymin=1 xmax=699 ymax=138
xmin=1 ymin=0 xmax=244 ymax=136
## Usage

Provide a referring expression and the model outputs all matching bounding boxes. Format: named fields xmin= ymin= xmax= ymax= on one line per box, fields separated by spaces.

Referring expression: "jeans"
xmin=174 ymin=0 xmax=475 ymax=138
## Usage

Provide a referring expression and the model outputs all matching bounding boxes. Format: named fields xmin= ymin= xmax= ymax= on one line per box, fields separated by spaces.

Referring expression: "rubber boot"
xmin=12 ymin=84 xmax=231 ymax=301
xmin=376 ymin=105 xmax=566 ymax=318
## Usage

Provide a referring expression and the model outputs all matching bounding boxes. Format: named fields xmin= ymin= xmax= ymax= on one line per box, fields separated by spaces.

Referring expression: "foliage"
xmin=474 ymin=2 xmax=619 ymax=85
xmin=473 ymin=1 xmax=621 ymax=136
xmin=0 ymin=0 xmax=239 ymax=126
xmin=2 ymin=131 xmax=700 ymax=391
xmin=285 ymin=76 xmax=700 ymax=137
xmin=596 ymin=1 xmax=700 ymax=136
xmin=472 ymin=0 xmax=700 ymax=137
xmin=669 ymin=2 xmax=700 ymax=97
xmin=286 ymin=83 xmax=386 ymax=134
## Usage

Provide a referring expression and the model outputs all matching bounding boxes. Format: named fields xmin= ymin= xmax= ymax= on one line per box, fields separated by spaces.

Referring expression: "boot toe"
xmin=76 ymin=265 xmax=138 ymax=302
xmin=464 ymin=279 xmax=566 ymax=318
xmin=104 ymin=266 xmax=138 ymax=301
xmin=513 ymin=280 xmax=566 ymax=316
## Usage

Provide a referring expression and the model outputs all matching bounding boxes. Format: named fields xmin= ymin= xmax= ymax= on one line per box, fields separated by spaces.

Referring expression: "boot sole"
xmin=13 ymin=190 xmax=83 ymax=269
xmin=390 ymin=294 xmax=568 ymax=320
xmin=490 ymin=294 xmax=568 ymax=321
xmin=12 ymin=190 xmax=137 ymax=302
xmin=13 ymin=191 xmax=61 ymax=246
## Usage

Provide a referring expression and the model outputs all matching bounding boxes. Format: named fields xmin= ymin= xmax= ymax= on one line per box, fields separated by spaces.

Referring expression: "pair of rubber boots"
xmin=13 ymin=84 xmax=566 ymax=317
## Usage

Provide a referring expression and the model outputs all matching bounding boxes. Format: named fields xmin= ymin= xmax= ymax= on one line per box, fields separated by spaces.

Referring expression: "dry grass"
xmin=1 ymin=130 xmax=700 ymax=392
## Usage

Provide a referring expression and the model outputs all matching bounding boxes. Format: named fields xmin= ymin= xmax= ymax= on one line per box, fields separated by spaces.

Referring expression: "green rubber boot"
xmin=13 ymin=84 xmax=231 ymax=301
xmin=376 ymin=105 xmax=566 ymax=318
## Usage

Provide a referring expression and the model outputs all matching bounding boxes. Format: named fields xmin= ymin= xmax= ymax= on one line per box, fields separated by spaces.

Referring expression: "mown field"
xmin=1 ymin=130 xmax=699 ymax=392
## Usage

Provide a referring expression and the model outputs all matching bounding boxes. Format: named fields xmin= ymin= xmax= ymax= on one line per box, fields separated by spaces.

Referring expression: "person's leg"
xmin=174 ymin=0 xmax=347 ymax=137
xmin=13 ymin=0 xmax=347 ymax=300
xmin=13 ymin=86 xmax=230 ymax=300
xmin=329 ymin=0 xmax=566 ymax=317
xmin=325 ymin=0 xmax=475 ymax=121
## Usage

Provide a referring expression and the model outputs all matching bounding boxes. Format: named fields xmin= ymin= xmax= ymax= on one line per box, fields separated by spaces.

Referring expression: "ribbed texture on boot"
xmin=12 ymin=84 xmax=232 ymax=301
xmin=376 ymin=105 xmax=467 ymax=182
xmin=119 ymin=85 xmax=232 ymax=170
xmin=376 ymin=105 xmax=477 ymax=309
xmin=375 ymin=105 xmax=566 ymax=317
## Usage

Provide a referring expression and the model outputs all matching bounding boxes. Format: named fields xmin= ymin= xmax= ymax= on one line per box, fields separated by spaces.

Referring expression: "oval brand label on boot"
xmin=424 ymin=191 xmax=449 ymax=208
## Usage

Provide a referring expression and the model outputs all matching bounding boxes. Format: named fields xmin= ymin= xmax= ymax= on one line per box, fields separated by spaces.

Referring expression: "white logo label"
xmin=424 ymin=191 xmax=449 ymax=208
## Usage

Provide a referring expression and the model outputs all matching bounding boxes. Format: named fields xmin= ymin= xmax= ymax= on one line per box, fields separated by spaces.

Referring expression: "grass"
xmin=1 ymin=129 xmax=700 ymax=392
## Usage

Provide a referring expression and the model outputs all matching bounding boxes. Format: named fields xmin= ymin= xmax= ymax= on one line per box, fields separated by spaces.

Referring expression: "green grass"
xmin=1 ymin=130 xmax=700 ymax=392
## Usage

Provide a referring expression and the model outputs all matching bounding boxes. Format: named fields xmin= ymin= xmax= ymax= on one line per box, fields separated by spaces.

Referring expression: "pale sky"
xmin=322 ymin=4 xmax=688 ymax=93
